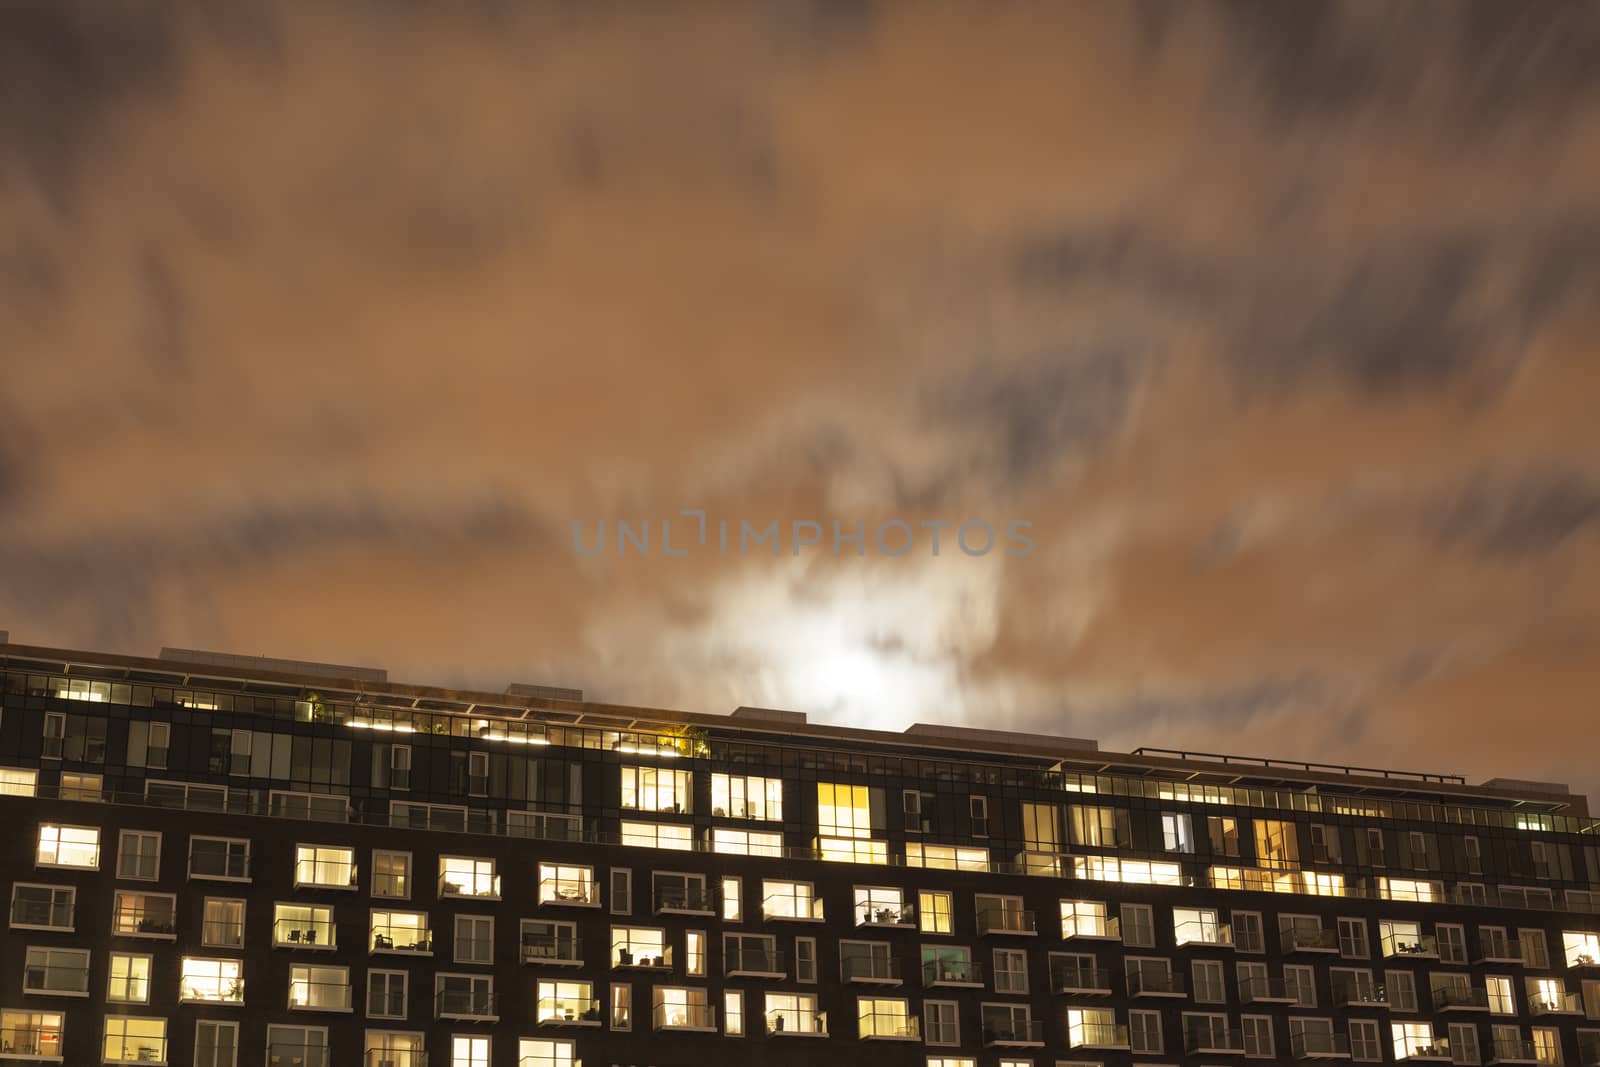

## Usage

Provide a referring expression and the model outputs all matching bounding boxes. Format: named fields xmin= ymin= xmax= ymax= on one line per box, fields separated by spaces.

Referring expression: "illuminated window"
xmin=272 ymin=903 xmax=336 ymax=948
xmin=654 ymin=987 xmax=714 ymax=1031
xmin=517 ymin=1038 xmax=578 ymax=1067
xmin=108 ymin=953 xmax=151 ymax=1003
xmin=1 ymin=1010 xmax=63 ymax=1060
xmin=373 ymin=851 xmax=411 ymax=899
xmin=0 ymin=767 xmax=38 ymax=796
xmin=539 ymin=864 xmax=596 ymax=906
xmin=611 ymin=926 xmax=669 ymax=969
xmin=200 ymin=898 xmax=244 ymax=949
xmin=1255 ymin=820 xmax=1300 ymax=869
xmin=621 ymin=766 xmax=693 ymax=813
xmin=854 ymin=886 xmax=911 ymax=926
xmin=619 ymin=821 xmax=693 ymax=851
xmin=818 ymin=837 xmax=888 ymax=865
xmin=1067 ymin=1007 xmax=1126 ymax=1048
xmin=765 ymin=992 xmax=824 ymax=1035
xmin=762 ymin=880 xmax=821 ymax=921
xmin=288 ymin=964 xmax=352 ymax=1011
xmin=712 ymin=774 xmax=783 ymax=820
xmin=611 ymin=983 xmax=632 ymax=1030
xmin=857 ymin=996 xmax=916 ymax=1039
xmin=1070 ymin=805 xmax=1130 ymax=848
xmin=722 ymin=877 xmax=742 ymax=922
xmin=1062 ymin=900 xmax=1117 ymax=939
xmin=1380 ymin=878 xmax=1442 ymax=903
xmin=1173 ymin=907 xmax=1227 ymax=946
xmin=102 ymin=1016 xmax=167 ymax=1065
xmin=294 ymin=846 xmax=356 ymax=889
xmin=919 ymin=890 xmax=953 ymax=934
xmin=179 ymin=957 xmax=244 ymax=1003
xmin=817 ymin=784 xmax=875 ymax=839
xmin=1390 ymin=1022 xmax=1440 ymax=1060
xmin=1073 ymin=855 xmax=1183 ymax=885
xmin=1162 ymin=812 xmax=1195 ymax=852
xmin=536 ymin=979 xmax=597 ymax=1024
xmin=113 ymin=891 xmax=177 ymax=939
xmin=1379 ymin=920 xmax=1434 ymax=958
xmin=450 ymin=1035 xmax=489 ymax=1067
xmin=905 ymin=844 xmax=989 ymax=872
xmin=366 ymin=1030 xmax=425 ymax=1067
xmin=1563 ymin=931 xmax=1600 ymax=967
xmin=36 ymin=824 xmax=99 ymax=869
xmin=439 ymin=857 xmax=499 ymax=899
xmin=1209 ymin=816 xmax=1241 ymax=856
xmin=724 ymin=991 xmax=744 ymax=1036
xmin=370 ymin=910 xmax=432 ymax=954
xmin=22 ymin=947 xmax=89 ymax=996
xmin=712 ymin=828 xmax=784 ymax=857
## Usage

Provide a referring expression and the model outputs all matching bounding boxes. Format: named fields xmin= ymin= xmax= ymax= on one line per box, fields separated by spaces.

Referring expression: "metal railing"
xmin=761 ymin=895 xmax=824 ymax=921
xmin=288 ymin=980 xmax=353 ymax=1011
xmin=1399 ymin=1037 xmax=1453 ymax=1061
xmin=1333 ymin=981 xmax=1388 ymax=1007
xmin=1175 ymin=920 xmax=1233 ymax=947
xmin=0 ymin=1028 xmax=64 ymax=1058
xmin=654 ymin=886 xmax=716 ymax=914
xmin=369 ymin=923 xmax=430 ymax=953
xmin=1239 ymin=975 xmax=1294 ymax=1002
xmin=520 ymin=936 xmax=582 ymax=965
xmin=1488 ymin=1038 xmax=1535 ymax=1063
xmin=536 ymin=997 xmax=601 ymax=1024
xmin=1129 ymin=969 xmax=1186 ymax=996
xmin=840 ymin=955 xmax=900 ymax=982
xmin=977 ymin=908 xmax=1037 ymax=934
xmin=1384 ymin=934 xmax=1439 ymax=958
xmin=984 ymin=1018 xmax=1044 ymax=1045
xmin=366 ymin=1048 xmax=426 ymax=1067
xmin=1530 ymin=991 xmax=1583 ymax=1015
xmin=858 ymin=1011 xmax=919 ymax=1039
xmin=1476 ymin=938 xmax=1522 ymax=962
xmin=268 ymin=1042 xmax=329 ymax=1067
xmin=436 ymin=988 xmax=498 ymax=1019
xmin=1063 ymin=914 xmax=1121 ymax=940
xmin=726 ymin=947 xmax=785 ymax=976
xmin=1052 ymin=963 xmax=1111 ymax=993
xmin=274 ymin=917 xmax=336 ymax=947
xmin=653 ymin=1001 xmax=716 ymax=1031
xmin=539 ymin=878 xmax=595 ymax=905
xmin=202 ymin=920 xmax=245 ymax=948
xmin=614 ymin=945 xmax=672 ymax=969
xmin=1282 ymin=927 xmax=1339 ymax=952
xmin=1186 ymin=1027 xmax=1246 ymax=1053
xmin=179 ymin=977 xmax=245 ymax=1003
xmin=1433 ymin=986 xmax=1489 ymax=1011
xmin=1069 ymin=1022 xmax=1130 ymax=1048
xmin=923 ymin=958 xmax=984 ymax=985
xmin=1293 ymin=1031 xmax=1353 ymax=1058
xmin=22 ymin=963 xmax=90 ymax=996
xmin=855 ymin=902 xmax=914 ymax=926
xmin=765 ymin=1009 xmax=826 ymax=1035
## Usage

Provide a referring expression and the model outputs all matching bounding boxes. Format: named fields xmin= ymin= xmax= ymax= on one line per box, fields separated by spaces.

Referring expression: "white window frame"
xmin=367 ymin=969 xmax=409 ymax=1020
xmin=116 ymin=831 xmax=161 ymax=882
xmin=453 ymin=914 xmax=495 ymax=966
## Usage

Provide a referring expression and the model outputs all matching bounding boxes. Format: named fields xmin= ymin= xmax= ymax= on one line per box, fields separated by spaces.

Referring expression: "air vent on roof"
xmin=730 ymin=706 xmax=808 ymax=726
xmin=506 ymin=683 xmax=584 ymax=702
xmin=159 ymin=647 xmax=388 ymax=683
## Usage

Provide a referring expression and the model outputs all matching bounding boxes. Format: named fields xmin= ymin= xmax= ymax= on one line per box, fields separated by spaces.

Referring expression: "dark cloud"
xmin=1434 ymin=473 xmax=1600 ymax=557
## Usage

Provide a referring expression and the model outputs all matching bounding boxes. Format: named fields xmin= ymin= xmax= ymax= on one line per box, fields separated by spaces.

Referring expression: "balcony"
xmin=1070 ymin=1022 xmax=1131 ymax=1050
xmin=0 ymin=1027 xmax=63 ymax=1060
xmin=1063 ymin=915 xmax=1121 ymax=942
xmin=1052 ymin=963 xmax=1113 ymax=995
xmin=1293 ymin=1032 xmax=1353 ymax=1059
xmin=435 ymin=988 xmax=498 ymax=1021
xmin=654 ymin=886 xmax=716 ymax=916
xmin=202 ymin=920 xmax=244 ymax=949
xmin=841 ymin=955 xmax=902 ymax=985
xmin=1240 ymin=975 xmax=1297 ymax=1004
xmin=1175 ymin=921 xmax=1234 ymax=949
xmin=1530 ymin=991 xmax=1584 ymax=1016
xmin=985 ymin=1019 xmax=1045 ymax=1047
xmin=1186 ymin=1028 xmax=1247 ymax=1055
xmin=653 ymin=1002 xmax=717 ymax=1032
xmin=923 ymin=959 xmax=984 ymax=987
xmin=1129 ymin=970 xmax=1187 ymax=998
xmin=539 ymin=879 xmax=596 ymax=907
xmin=1488 ymin=1039 xmax=1538 ymax=1065
xmin=268 ymin=1043 xmax=329 ymax=1067
xmin=1333 ymin=983 xmax=1389 ymax=1008
xmin=855 ymin=902 xmax=915 ymax=928
xmin=288 ymin=980 xmax=353 ymax=1012
xmin=536 ymin=997 xmax=601 ymax=1027
xmin=179 ymin=976 xmax=245 ymax=1005
xmin=725 ymin=947 xmax=786 ymax=978
xmin=765 ymin=1010 xmax=827 ymax=1037
xmin=614 ymin=945 xmax=672 ymax=971
xmin=1476 ymin=940 xmax=1523 ymax=964
xmin=1283 ymin=928 xmax=1340 ymax=954
xmin=274 ymin=918 xmax=335 ymax=948
xmin=978 ymin=908 xmax=1037 ymax=936
xmin=21 ymin=962 xmax=90 ymax=997
xmin=520 ymin=936 xmax=582 ymax=967
xmin=1433 ymin=987 xmax=1490 ymax=1012
xmin=370 ymin=929 xmax=431 ymax=955
xmin=1398 ymin=1038 xmax=1453 ymax=1062
xmin=1384 ymin=935 xmax=1439 ymax=959
xmin=859 ymin=1012 xmax=919 ymax=1041
xmin=438 ymin=873 xmax=500 ymax=900
xmin=367 ymin=1049 xmax=427 ymax=1067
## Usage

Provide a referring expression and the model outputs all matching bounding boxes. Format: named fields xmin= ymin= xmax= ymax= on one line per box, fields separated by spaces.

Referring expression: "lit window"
xmin=288 ymin=964 xmax=352 ymax=1011
xmin=102 ymin=1016 xmax=167 ymax=1065
xmin=112 ymin=891 xmax=177 ymax=939
xmin=535 ymin=979 xmax=598 ymax=1024
xmin=817 ymin=783 xmax=875 ymax=838
xmin=765 ymin=992 xmax=824 ymax=1035
xmin=517 ymin=1038 xmax=578 ymax=1067
xmin=653 ymin=987 xmax=714 ymax=1031
xmin=722 ymin=877 xmax=742 ymax=922
xmin=439 ymin=857 xmax=500 ymax=899
xmin=0 ymin=1009 xmax=64 ymax=1060
xmin=619 ymin=821 xmax=693 ymax=851
xmin=611 ymin=927 xmax=670 ymax=969
xmin=1390 ymin=1022 xmax=1442 ymax=1060
xmin=36 ymin=824 xmax=99 ymax=869
xmin=108 ymin=953 xmax=152 ymax=1004
xmin=370 ymin=910 xmax=432 ymax=954
xmin=919 ymin=890 xmax=953 ymax=934
xmin=179 ymin=957 xmax=244 ymax=1004
xmin=854 ymin=886 xmax=911 ymax=926
xmin=1563 ymin=931 xmax=1600 ymax=967
xmin=366 ymin=1030 xmax=424 ymax=1067
xmin=905 ymin=844 xmax=990 ymax=872
xmin=762 ymin=880 xmax=822 ymax=921
xmin=818 ymin=837 xmax=888 ymax=864
xmin=724 ymin=991 xmax=744 ymax=1036
xmin=857 ymin=996 xmax=916 ymax=1039
xmin=1173 ymin=907 xmax=1228 ymax=946
xmin=294 ymin=846 xmax=356 ymax=889
xmin=1061 ymin=900 xmax=1117 ymax=939
xmin=451 ymin=1035 xmax=489 ymax=1067
xmin=539 ymin=865 xmax=596 ymax=906
xmin=712 ymin=828 xmax=784 ymax=857
xmin=621 ymin=765 xmax=693 ymax=813
xmin=0 ymin=767 xmax=38 ymax=796
xmin=712 ymin=773 xmax=784 ymax=820
xmin=273 ymin=903 xmax=336 ymax=948
xmin=201 ymin=898 xmax=245 ymax=949
xmin=372 ymin=851 xmax=411 ymax=899
xmin=1073 ymin=855 xmax=1184 ymax=885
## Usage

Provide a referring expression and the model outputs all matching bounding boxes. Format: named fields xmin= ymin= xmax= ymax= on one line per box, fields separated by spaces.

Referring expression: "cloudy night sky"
xmin=3 ymin=3 xmax=1599 ymax=798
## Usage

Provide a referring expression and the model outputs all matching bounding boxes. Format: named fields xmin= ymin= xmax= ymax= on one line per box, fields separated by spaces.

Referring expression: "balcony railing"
xmin=922 ymin=959 xmax=984 ymax=986
xmin=179 ymin=976 xmax=245 ymax=1004
xmin=858 ymin=1011 xmax=919 ymax=1040
xmin=536 ymin=997 xmax=601 ymax=1026
xmin=0 ymin=1027 xmax=63 ymax=1058
xmin=654 ymin=886 xmax=716 ymax=915
xmin=105 ymin=1037 xmax=170 ymax=1065
xmin=614 ymin=944 xmax=672 ymax=970
xmin=539 ymin=878 xmax=596 ymax=906
xmin=1186 ymin=1027 xmax=1246 ymax=1054
xmin=288 ymin=980 xmax=353 ymax=1012
xmin=370 ymin=927 xmax=431 ymax=953
xmin=520 ymin=936 xmax=582 ymax=966
xmin=765 ymin=1010 xmax=827 ymax=1036
xmin=855 ymin=902 xmax=914 ymax=927
xmin=202 ymin=920 xmax=245 ymax=948
xmin=9 ymin=899 xmax=71 ymax=929
xmin=188 ymin=850 xmax=250 ymax=880
xmin=1399 ymin=1038 xmax=1453 ymax=1062
xmin=725 ymin=947 xmax=785 ymax=977
xmin=439 ymin=873 xmax=500 ymax=899
xmin=1070 ymin=1022 xmax=1131 ymax=1049
xmin=1432 ymin=987 xmax=1489 ymax=1011
xmin=1129 ymin=969 xmax=1187 ymax=997
xmin=653 ymin=1002 xmax=717 ymax=1032
xmin=1530 ymin=991 xmax=1583 ymax=1015
xmin=1384 ymin=935 xmax=1439 ymax=958
xmin=841 ymin=955 xmax=901 ymax=983
xmin=984 ymin=1019 xmax=1045 ymax=1046
xmin=761 ymin=896 xmax=824 ymax=921
xmin=1240 ymin=975 xmax=1297 ymax=1003
xmin=366 ymin=1048 xmax=426 ymax=1067
xmin=1293 ymin=1031 xmax=1353 ymax=1058
xmin=1063 ymin=915 xmax=1121 ymax=941
xmin=1488 ymin=1039 xmax=1537 ymax=1064
xmin=268 ymin=1043 xmax=329 ymax=1067
xmin=1333 ymin=982 xmax=1388 ymax=1007
xmin=436 ymin=988 xmax=499 ymax=1020
xmin=1175 ymin=920 xmax=1234 ymax=948
xmin=22 ymin=963 xmax=90 ymax=996
xmin=977 ymin=908 xmax=1037 ymax=935
xmin=1052 ymin=963 xmax=1112 ymax=994
xmin=1475 ymin=939 xmax=1523 ymax=964
xmin=274 ymin=918 xmax=335 ymax=947
xmin=1282 ymin=927 xmax=1340 ymax=953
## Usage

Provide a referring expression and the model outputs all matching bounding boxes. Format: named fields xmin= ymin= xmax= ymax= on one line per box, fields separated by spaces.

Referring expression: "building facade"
xmin=1 ymin=640 xmax=1599 ymax=1067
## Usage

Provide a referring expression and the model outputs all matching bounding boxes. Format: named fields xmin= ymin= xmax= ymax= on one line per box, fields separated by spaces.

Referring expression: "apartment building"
xmin=2 ymin=639 xmax=1599 ymax=1067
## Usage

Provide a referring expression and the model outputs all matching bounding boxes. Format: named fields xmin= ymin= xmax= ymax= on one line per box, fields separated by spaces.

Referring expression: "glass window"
xmin=539 ymin=864 xmax=596 ymax=906
xmin=36 ymin=824 xmax=99 ymax=868
xmin=1163 ymin=812 xmax=1195 ymax=852
xmin=611 ymin=984 xmax=632 ymax=1031
xmin=22 ymin=946 xmax=90 ymax=996
xmin=116 ymin=831 xmax=161 ymax=881
xmin=188 ymin=837 xmax=250 ymax=881
xmin=653 ymin=987 xmax=714 ymax=1030
xmin=0 ymin=767 xmax=38 ymax=796
xmin=294 ymin=845 xmax=356 ymax=889
xmin=102 ymin=1016 xmax=167 ymax=1065
xmin=194 ymin=1020 xmax=237 ymax=1067
xmin=858 ymin=996 xmax=916 ymax=1039
xmin=454 ymin=915 xmax=494 ymax=965
xmin=517 ymin=1038 xmax=577 ymax=1067
xmin=994 ymin=948 xmax=1028 ymax=993
xmin=179 ymin=957 xmax=244 ymax=1003
xmin=795 ymin=937 xmax=817 ymax=983
xmin=686 ymin=930 xmax=706 ymax=977
xmin=372 ymin=851 xmax=411 ymax=899
xmin=818 ymin=783 xmax=876 ymax=839
xmin=440 ymin=857 xmax=499 ymax=899
xmin=273 ymin=903 xmax=336 ymax=948
xmin=113 ymin=891 xmax=177 ymax=938
xmin=535 ymin=979 xmax=596 ymax=1023
xmin=368 ymin=970 xmax=408 ymax=1019
xmin=722 ymin=876 xmax=742 ymax=922
xmin=0 ymin=1010 xmax=63 ymax=1059
xmin=610 ymin=869 xmax=631 ymax=915
xmin=712 ymin=773 xmax=783 ymax=820
xmin=10 ymin=883 xmax=74 ymax=931
xmin=1122 ymin=903 xmax=1156 ymax=948
xmin=451 ymin=1035 xmax=489 ymax=1067
xmin=435 ymin=973 xmax=495 ymax=1019
xmin=289 ymin=964 xmax=352 ymax=1011
xmin=711 ymin=828 xmax=784 ymax=856
xmin=724 ymin=991 xmax=743 ymax=1036
xmin=1132 ymin=1009 xmax=1165 ymax=1053
xmin=924 ymin=1000 xmax=959 ymax=1044
xmin=202 ymin=898 xmax=245 ymax=949
xmin=266 ymin=1025 xmax=327 ymax=1067
xmin=621 ymin=765 xmax=693 ymax=813
xmin=108 ymin=952 xmax=152 ymax=1003
xmin=371 ymin=910 xmax=432 ymax=954
xmin=762 ymin=880 xmax=821 ymax=921
xmin=919 ymin=890 xmax=953 ymax=934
